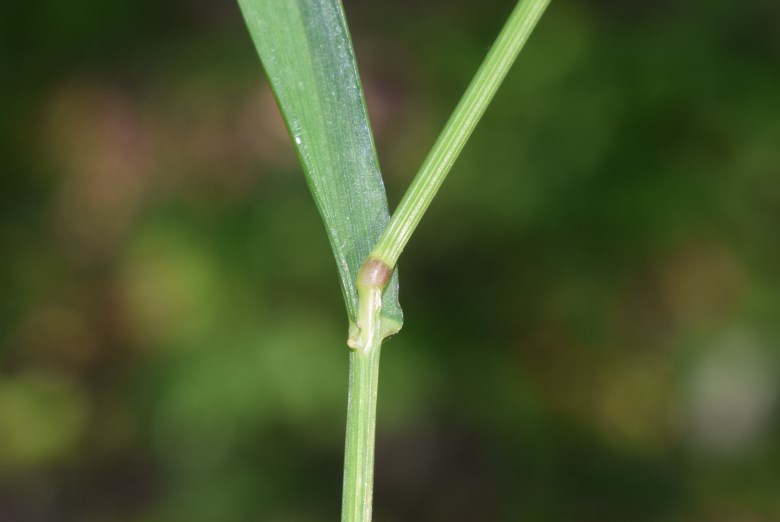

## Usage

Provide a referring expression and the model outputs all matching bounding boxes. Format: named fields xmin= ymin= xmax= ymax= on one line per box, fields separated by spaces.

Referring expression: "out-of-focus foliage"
xmin=1 ymin=0 xmax=779 ymax=520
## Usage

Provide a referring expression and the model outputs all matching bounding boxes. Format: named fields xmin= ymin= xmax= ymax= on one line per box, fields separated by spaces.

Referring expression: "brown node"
xmin=358 ymin=257 xmax=392 ymax=289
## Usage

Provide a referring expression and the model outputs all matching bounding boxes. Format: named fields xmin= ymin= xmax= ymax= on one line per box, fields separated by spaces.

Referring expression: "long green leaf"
xmin=237 ymin=0 xmax=402 ymax=336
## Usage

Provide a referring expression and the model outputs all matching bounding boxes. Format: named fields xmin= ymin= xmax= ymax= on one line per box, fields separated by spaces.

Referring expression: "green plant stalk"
xmin=370 ymin=0 xmax=551 ymax=269
xmin=343 ymin=5 xmax=549 ymax=514
xmin=342 ymin=263 xmax=385 ymax=521
xmin=346 ymin=1 xmax=550 ymax=519
xmin=341 ymin=346 xmax=381 ymax=522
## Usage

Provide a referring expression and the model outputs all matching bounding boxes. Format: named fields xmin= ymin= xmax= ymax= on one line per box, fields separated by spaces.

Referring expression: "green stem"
xmin=341 ymin=336 xmax=382 ymax=522
xmin=341 ymin=2 xmax=550 ymax=519
xmin=342 ymin=259 xmax=386 ymax=522
xmin=370 ymin=0 xmax=551 ymax=268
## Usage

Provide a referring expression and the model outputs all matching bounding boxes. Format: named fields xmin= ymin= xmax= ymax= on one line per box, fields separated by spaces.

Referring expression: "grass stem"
xmin=370 ymin=0 xmax=551 ymax=268
xmin=341 ymin=340 xmax=382 ymax=522
xmin=342 ymin=2 xmax=551 ymax=519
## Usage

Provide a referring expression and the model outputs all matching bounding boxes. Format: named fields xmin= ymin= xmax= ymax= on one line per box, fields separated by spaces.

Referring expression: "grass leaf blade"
xmin=237 ymin=0 xmax=402 ymax=335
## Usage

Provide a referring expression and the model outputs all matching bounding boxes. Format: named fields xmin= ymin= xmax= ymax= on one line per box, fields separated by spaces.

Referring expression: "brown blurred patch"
xmin=44 ymin=78 xmax=153 ymax=260
xmin=612 ymin=236 xmax=748 ymax=348
xmin=7 ymin=305 xmax=99 ymax=372
xmin=658 ymin=238 xmax=747 ymax=330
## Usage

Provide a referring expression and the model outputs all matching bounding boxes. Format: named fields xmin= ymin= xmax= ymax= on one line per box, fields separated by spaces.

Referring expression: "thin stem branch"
xmin=341 ymin=336 xmax=382 ymax=522
xmin=341 ymin=3 xmax=550 ymax=520
xmin=370 ymin=0 xmax=551 ymax=268
xmin=342 ymin=260 xmax=386 ymax=522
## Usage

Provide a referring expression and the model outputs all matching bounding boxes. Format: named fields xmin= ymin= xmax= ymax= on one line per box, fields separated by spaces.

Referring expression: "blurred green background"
xmin=1 ymin=0 xmax=779 ymax=520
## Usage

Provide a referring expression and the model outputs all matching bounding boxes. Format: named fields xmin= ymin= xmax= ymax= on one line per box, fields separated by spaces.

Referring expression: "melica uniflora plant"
xmin=236 ymin=0 xmax=550 ymax=520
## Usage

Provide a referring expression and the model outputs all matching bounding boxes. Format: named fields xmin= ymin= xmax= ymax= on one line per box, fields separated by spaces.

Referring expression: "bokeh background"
xmin=2 ymin=0 xmax=779 ymax=520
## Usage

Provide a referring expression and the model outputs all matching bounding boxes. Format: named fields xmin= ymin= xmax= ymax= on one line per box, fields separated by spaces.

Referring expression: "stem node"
xmin=347 ymin=258 xmax=389 ymax=352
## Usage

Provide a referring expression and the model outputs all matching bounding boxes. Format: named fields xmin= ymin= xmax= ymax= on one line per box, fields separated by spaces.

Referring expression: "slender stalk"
xmin=370 ymin=0 xmax=551 ymax=269
xmin=341 ymin=2 xmax=550 ymax=519
xmin=342 ymin=260 xmax=387 ymax=522
xmin=341 ymin=334 xmax=382 ymax=521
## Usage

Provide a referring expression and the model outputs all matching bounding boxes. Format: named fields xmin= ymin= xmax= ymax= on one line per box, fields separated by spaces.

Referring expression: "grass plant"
xmin=236 ymin=0 xmax=550 ymax=519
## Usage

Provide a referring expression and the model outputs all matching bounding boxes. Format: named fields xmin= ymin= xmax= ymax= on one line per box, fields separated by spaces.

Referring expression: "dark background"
xmin=1 ymin=0 xmax=779 ymax=520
